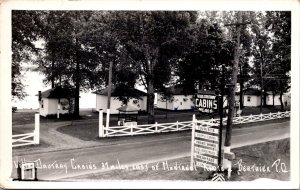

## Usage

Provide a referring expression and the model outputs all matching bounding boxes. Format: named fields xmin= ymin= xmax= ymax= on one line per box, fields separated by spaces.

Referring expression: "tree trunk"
xmin=73 ymin=42 xmax=80 ymax=118
xmin=263 ymin=89 xmax=267 ymax=106
xmin=239 ymin=80 xmax=244 ymax=109
xmin=279 ymin=91 xmax=284 ymax=111
xmin=272 ymin=93 xmax=275 ymax=106
xmin=146 ymin=58 xmax=155 ymax=124
xmin=147 ymin=78 xmax=155 ymax=124
xmin=239 ymin=65 xmax=244 ymax=108
xmin=51 ymin=49 xmax=55 ymax=88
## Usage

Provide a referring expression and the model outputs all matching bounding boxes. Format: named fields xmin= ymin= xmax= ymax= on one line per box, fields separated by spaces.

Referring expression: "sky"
xmin=13 ymin=67 xmax=96 ymax=109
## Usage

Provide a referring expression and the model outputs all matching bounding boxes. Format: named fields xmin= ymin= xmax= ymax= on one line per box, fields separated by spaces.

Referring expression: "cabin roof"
xmin=94 ymin=85 xmax=147 ymax=97
xmin=36 ymin=86 xmax=74 ymax=99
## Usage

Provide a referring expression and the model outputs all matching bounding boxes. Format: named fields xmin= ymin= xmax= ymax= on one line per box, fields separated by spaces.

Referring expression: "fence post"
xmin=130 ymin=123 xmax=133 ymax=136
xmin=176 ymin=121 xmax=179 ymax=131
xmin=99 ymin=109 xmax=104 ymax=137
xmin=106 ymin=108 xmax=110 ymax=129
xmin=260 ymin=113 xmax=263 ymax=120
xmin=190 ymin=114 xmax=196 ymax=168
xmin=34 ymin=112 xmax=40 ymax=144
xmin=155 ymin=122 xmax=158 ymax=133
xmin=57 ymin=103 xmax=60 ymax=119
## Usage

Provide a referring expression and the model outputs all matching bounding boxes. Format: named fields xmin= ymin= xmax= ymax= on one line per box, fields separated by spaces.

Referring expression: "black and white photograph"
xmin=0 ymin=0 xmax=299 ymax=189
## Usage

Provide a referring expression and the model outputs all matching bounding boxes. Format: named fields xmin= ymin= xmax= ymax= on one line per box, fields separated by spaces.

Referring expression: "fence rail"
xmin=204 ymin=111 xmax=290 ymax=125
xmin=12 ymin=133 xmax=35 ymax=147
xmin=12 ymin=113 xmax=40 ymax=148
xmin=104 ymin=121 xmax=193 ymax=137
xmin=100 ymin=111 xmax=290 ymax=138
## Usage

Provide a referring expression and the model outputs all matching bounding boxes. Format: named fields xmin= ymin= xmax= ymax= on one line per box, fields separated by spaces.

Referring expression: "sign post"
xmin=193 ymin=90 xmax=226 ymax=180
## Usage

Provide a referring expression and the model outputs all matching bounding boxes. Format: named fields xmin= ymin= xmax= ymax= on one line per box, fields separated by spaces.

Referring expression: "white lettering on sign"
xmin=195 ymin=133 xmax=218 ymax=142
xmin=195 ymin=126 xmax=219 ymax=134
xmin=195 ymin=147 xmax=218 ymax=156
xmin=196 ymin=98 xmax=218 ymax=109
xmin=195 ymin=140 xmax=218 ymax=149
xmin=21 ymin=163 xmax=35 ymax=170
xmin=196 ymin=161 xmax=217 ymax=171
xmin=195 ymin=154 xmax=218 ymax=165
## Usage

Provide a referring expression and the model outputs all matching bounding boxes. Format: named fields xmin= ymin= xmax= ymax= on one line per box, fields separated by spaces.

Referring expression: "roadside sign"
xmin=191 ymin=118 xmax=220 ymax=172
xmin=195 ymin=140 xmax=218 ymax=149
xmin=195 ymin=154 xmax=218 ymax=165
xmin=195 ymin=133 xmax=218 ymax=141
xmin=195 ymin=93 xmax=218 ymax=113
xmin=195 ymin=125 xmax=219 ymax=134
xmin=195 ymin=147 xmax=218 ymax=156
xmin=18 ymin=162 xmax=37 ymax=181
xmin=196 ymin=161 xmax=217 ymax=171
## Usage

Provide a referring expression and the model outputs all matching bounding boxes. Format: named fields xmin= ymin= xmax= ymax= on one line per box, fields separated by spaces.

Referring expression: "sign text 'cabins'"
xmin=195 ymin=94 xmax=218 ymax=113
xmin=192 ymin=121 xmax=220 ymax=171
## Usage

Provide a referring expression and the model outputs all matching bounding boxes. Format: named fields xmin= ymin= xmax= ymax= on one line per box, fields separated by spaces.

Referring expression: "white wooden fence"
xmin=102 ymin=121 xmax=193 ymax=137
xmin=204 ymin=111 xmax=291 ymax=125
xmin=12 ymin=113 xmax=40 ymax=148
xmin=99 ymin=111 xmax=290 ymax=138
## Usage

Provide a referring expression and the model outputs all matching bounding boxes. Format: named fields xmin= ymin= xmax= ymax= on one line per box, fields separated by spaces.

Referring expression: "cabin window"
xmin=180 ymin=102 xmax=182 ymax=105
xmin=247 ymin=96 xmax=251 ymax=102
xmin=40 ymin=100 xmax=44 ymax=108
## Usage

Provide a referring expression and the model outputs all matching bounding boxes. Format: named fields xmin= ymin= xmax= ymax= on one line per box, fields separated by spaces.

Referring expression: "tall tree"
xmin=36 ymin=11 xmax=106 ymax=117
xmin=265 ymin=11 xmax=291 ymax=110
xmin=176 ymin=19 xmax=234 ymax=96
xmin=12 ymin=10 xmax=44 ymax=100
xmin=108 ymin=11 xmax=198 ymax=123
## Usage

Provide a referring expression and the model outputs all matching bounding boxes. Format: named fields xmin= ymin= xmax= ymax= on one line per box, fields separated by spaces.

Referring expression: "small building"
xmin=238 ymin=88 xmax=262 ymax=107
xmin=94 ymin=86 xmax=147 ymax=114
xmin=266 ymin=91 xmax=291 ymax=108
xmin=266 ymin=92 xmax=281 ymax=106
xmin=37 ymin=86 xmax=74 ymax=117
xmin=156 ymin=86 xmax=194 ymax=110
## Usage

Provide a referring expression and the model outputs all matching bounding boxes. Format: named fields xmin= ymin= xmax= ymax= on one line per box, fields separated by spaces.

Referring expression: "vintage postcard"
xmin=0 ymin=0 xmax=299 ymax=189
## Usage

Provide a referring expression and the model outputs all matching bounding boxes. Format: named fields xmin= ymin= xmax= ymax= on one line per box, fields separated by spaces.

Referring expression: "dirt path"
xmin=13 ymin=121 xmax=99 ymax=155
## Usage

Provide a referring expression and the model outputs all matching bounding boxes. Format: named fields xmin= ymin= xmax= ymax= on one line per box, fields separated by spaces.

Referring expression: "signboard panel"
xmin=195 ymin=147 xmax=218 ymax=156
xmin=195 ymin=140 xmax=218 ymax=149
xmin=195 ymin=133 xmax=218 ymax=141
xmin=195 ymin=93 xmax=218 ymax=113
xmin=195 ymin=154 xmax=218 ymax=165
xmin=195 ymin=126 xmax=219 ymax=134
xmin=191 ymin=117 xmax=221 ymax=171
xmin=196 ymin=161 xmax=217 ymax=171
xmin=21 ymin=163 xmax=34 ymax=170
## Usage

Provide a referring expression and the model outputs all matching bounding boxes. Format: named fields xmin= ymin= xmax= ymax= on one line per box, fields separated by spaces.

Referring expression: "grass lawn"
xmin=69 ymin=138 xmax=290 ymax=181
xmin=12 ymin=106 xmax=286 ymax=126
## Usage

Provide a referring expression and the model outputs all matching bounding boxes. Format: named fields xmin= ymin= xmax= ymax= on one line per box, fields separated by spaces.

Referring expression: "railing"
xmin=12 ymin=133 xmax=36 ymax=147
xmin=12 ymin=113 xmax=40 ymax=148
xmin=103 ymin=121 xmax=193 ymax=137
xmin=204 ymin=111 xmax=291 ymax=125
xmin=100 ymin=111 xmax=290 ymax=138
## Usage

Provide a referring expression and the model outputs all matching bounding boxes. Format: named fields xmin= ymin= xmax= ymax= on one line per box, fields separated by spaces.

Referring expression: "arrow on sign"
xmin=211 ymin=173 xmax=226 ymax=182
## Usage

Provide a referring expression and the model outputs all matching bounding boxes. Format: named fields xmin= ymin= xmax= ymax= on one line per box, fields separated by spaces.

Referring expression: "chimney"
xmin=38 ymin=91 xmax=41 ymax=101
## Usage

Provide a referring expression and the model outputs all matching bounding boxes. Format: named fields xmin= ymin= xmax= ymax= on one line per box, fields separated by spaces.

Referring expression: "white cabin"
xmin=94 ymin=86 xmax=147 ymax=114
xmin=37 ymin=86 xmax=74 ymax=117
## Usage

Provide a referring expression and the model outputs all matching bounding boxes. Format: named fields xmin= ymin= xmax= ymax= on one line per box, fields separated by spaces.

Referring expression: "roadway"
xmin=11 ymin=120 xmax=289 ymax=180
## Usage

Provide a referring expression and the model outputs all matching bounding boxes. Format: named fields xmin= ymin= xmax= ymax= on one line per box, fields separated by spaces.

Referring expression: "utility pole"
xmin=107 ymin=61 xmax=113 ymax=109
xmin=106 ymin=60 xmax=113 ymax=128
xmin=223 ymin=11 xmax=250 ymax=175
xmin=260 ymin=60 xmax=263 ymax=113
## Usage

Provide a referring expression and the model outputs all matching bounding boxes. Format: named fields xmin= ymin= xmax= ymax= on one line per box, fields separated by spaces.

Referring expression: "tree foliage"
xmin=12 ymin=10 xmax=44 ymax=100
